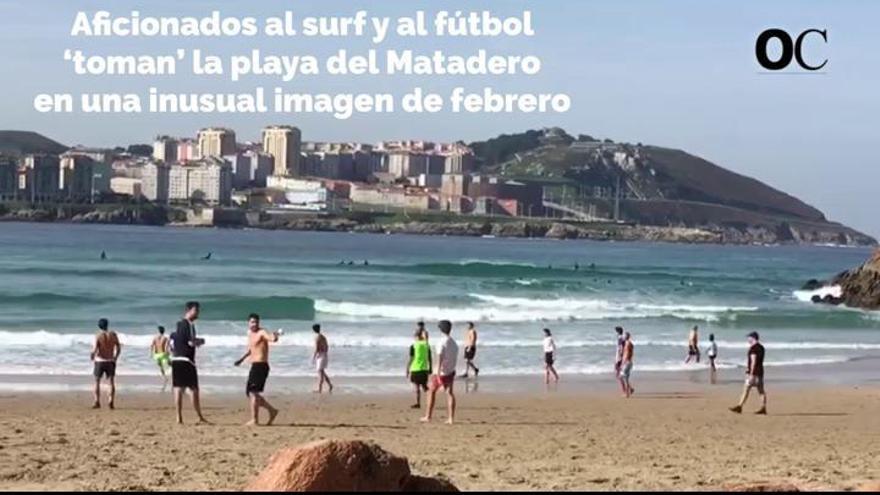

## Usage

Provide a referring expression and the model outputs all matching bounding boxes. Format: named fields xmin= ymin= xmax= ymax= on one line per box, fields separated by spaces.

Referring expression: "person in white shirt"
xmin=543 ymin=328 xmax=559 ymax=385
xmin=421 ymin=320 xmax=458 ymax=424
xmin=707 ymin=333 xmax=719 ymax=383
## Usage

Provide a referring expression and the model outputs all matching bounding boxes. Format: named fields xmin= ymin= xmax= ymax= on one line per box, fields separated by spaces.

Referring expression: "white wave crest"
xmin=793 ymin=285 xmax=842 ymax=303
xmin=313 ymin=294 xmax=758 ymax=323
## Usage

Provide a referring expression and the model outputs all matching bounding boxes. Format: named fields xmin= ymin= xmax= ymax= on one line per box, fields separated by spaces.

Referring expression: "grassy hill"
xmin=468 ymin=128 xmax=871 ymax=243
xmin=0 ymin=131 xmax=67 ymax=156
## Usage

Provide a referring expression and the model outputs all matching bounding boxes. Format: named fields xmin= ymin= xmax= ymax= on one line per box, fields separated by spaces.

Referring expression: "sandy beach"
xmin=1 ymin=376 xmax=878 ymax=492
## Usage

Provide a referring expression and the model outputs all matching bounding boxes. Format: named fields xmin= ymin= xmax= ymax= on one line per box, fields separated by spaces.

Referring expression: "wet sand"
xmin=0 ymin=379 xmax=878 ymax=491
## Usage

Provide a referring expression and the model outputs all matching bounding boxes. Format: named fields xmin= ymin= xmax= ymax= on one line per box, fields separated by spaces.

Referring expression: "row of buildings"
xmin=1 ymin=125 xmax=544 ymax=218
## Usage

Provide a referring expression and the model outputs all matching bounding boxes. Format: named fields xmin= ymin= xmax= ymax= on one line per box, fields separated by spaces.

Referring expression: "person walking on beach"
xmin=407 ymin=328 xmax=432 ymax=409
xmin=614 ymin=326 xmax=626 ymax=376
xmin=706 ymin=333 xmax=718 ymax=384
xmin=422 ymin=320 xmax=459 ymax=424
xmin=619 ymin=332 xmax=635 ymax=398
xmin=462 ymin=322 xmax=480 ymax=378
xmin=730 ymin=332 xmax=767 ymax=415
xmin=234 ymin=313 xmax=280 ymax=426
xmin=171 ymin=301 xmax=208 ymax=424
xmin=543 ymin=328 xmax=559 ymax=385
xmin=150 ymin=326 xmax=171 ymax=389
xmin=90 ymin=318 xmax=121 ymax=409
xmin=312 ymin=324 xmax=333 ymax=394
xmin=685 ymin=325 xmax=701 ymax=364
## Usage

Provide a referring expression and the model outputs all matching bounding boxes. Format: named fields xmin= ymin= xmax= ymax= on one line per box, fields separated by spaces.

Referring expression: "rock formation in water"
xmin=807 ymin=250 xmax=880 ymax=310
xmin=830 ymin=250 xmax=880 ymax=310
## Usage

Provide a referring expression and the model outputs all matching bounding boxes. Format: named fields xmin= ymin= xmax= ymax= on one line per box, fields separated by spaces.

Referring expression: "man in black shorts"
xmin=407 ymin=327 xmax=432 ymax=409
xmin=171 ymin=301 xmax=208 ymax=424
xmin=462 ymin=322 xmax=480 ymax=378
xmin=90 ymin=318 xmax=121 ymax=409
xmin=235 ymin=313 xmax=280 ymax=426
xmin=730 ymin=331 xmax=767 ymax=415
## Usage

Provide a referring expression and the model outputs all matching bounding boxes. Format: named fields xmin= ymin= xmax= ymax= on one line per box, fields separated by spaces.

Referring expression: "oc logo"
xmin=755 ymin=29 xmax=828 ymax=71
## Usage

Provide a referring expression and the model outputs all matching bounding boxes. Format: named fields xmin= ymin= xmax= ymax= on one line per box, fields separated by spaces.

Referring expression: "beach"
xmin=2 ymin=223 xmax=880 ymax=391
xmin=1 ymin=223 xmax=879 ymax=491
xmin=1 ymin=371 xmax=878 ymax=491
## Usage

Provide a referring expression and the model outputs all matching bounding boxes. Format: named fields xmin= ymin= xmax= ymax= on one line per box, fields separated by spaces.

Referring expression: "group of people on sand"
xmin=90 ymin=303 xmax=769 ymax=425
xmin=612 ymin=324 xmax=766 ymax=413
xmin=92 ymin=302 xmax=335 ymax=425
xmin=680 ymin=324 xmax=768 ymax=414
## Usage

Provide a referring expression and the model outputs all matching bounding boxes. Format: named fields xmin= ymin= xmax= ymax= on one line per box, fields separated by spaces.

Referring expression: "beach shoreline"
xmin=1 ymin=382 xmax=878 ymax=491
xmin=2 ymin=354 xmax=879 ymax=395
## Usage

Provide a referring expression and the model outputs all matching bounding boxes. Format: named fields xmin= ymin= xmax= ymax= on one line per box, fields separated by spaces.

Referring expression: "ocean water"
xmin=0 ymin=222 xmax=877 ymax=388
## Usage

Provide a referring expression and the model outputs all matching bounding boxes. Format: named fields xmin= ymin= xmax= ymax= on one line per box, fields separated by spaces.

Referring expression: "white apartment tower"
xmin=262 ymin=125 xmax=302 ymax=176
xmin=169 ymin=160 xmax=232 ymax=205
xmin=152 ymin=136 xmax=178 ymax=163
xmin=197 ymin=128 xmax=237 ymax=158
xmin=142 ymin=162 xmax=171 ymax=203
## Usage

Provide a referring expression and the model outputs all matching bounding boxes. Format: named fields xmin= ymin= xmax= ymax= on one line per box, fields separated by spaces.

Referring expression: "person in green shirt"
xmin=406 ymin=326 xmax=432 ymax=409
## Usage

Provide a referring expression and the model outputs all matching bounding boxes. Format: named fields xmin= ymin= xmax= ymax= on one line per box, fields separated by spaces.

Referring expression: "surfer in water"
xmin=100 ymin=251 xmax=107 ymax=260
xmin=202 ymin=252 xmax=212 ymax=261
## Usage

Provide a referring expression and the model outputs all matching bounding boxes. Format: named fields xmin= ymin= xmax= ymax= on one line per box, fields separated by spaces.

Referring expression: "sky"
xmin=0 ymin=0 xmax=877 ymax=236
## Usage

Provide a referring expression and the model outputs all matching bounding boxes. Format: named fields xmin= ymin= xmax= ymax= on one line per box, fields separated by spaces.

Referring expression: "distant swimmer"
xmin=100 ymin=251 xmax=107 ymax=260
xmin=150 ymin=326 xmax=171 ymax=389
xmin=589 ymin=263 xmax=596 ymax=270
xmin=364 ymin=260 xmax=369 ymax=266
xmin=685 ymin=325 xmax=701 ymax=364
xmin=619 ymin=332 xmax=635 ymax=398
xmin=348 ymin=261 xmax=354 ymax=266
xmin=407 ymin=327 xmax=432 ymax=409
xmin=729 ymin=332 xmax=767 ymax=415
xmin=421 ymin=320 xmax=458 ymax=424
xmin=312 ymin=324 xmax=333 ymax=394
xmin=543 ymin=328 xmax=559 ymax=385
xmin=202 ymin=252 xmax=212 ymax=261
xmin=234 ymin=313 xmax=280 ymax=426
xmin=91 ymin=318 xmax=121 ymax=409
xmin=171 ymin=301 xmax=208 ymax=424
xmin=574 ymin=263 xmax=580 ymax=271
xmin=462 ymin=322 xmax=480 ymax=378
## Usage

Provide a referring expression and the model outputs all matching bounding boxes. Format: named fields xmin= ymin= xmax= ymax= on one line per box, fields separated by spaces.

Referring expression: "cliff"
xmin=469 ymin=128 xmax=875 ymax=246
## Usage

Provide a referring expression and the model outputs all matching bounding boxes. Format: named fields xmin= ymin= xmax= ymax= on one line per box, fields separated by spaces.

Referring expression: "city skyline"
xmin=1 ymin=0 xmax=878 ymax=235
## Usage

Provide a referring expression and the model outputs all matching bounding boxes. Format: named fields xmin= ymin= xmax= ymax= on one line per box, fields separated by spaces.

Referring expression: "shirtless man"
xmin=462 ymin=322 xmax=480 ymax=378
xmin=313 ymin=324 xmax=333 ymax=393
xmin=150 ymin=326 xmax=171 ymax=388
xmin=234 ymin=313 xmax=280 ymax=426
xmin=619 ymin=332 xmax=635 ymax=398
xmin=91 ymin=318 xmax=121 ymax=409
xmin=685 ymin=325 xmax=701 ymax=364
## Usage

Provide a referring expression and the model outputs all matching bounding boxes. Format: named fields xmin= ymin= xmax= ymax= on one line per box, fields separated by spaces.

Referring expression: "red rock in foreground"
xmin=724 ymin=482 xmax=801 ymax=492
xmin=244 ymin=440 xmax=458 ymax=492
xmin=856 ymin=481 xmax=880 ymax=492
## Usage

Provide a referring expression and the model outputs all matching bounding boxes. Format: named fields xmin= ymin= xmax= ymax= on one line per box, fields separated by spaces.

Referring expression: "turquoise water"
xmin=0 ymin=222 xmax=877 ymax=385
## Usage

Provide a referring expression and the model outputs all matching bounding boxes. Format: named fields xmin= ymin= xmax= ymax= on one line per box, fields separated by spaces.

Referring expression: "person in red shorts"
xmin=421 ymin=320 xmax=459 ymax=424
